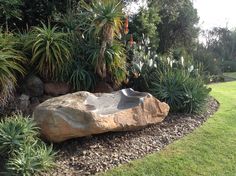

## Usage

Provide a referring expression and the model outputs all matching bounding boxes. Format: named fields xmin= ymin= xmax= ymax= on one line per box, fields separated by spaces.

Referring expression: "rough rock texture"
xmin=44 ymin=82 xmax=71 ymax=96
xmin=18 ymin=94 xmax=30 ymax=112
xmin=24 ymin=76 xmax=44 ymax=97
xmin=33 ymin=89 xmax=170 ymax=142
xmin=93 ymin=81 xmax=114 ymax=93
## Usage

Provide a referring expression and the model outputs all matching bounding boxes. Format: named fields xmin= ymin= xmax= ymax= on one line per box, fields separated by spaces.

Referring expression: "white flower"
xmin=148 ymin=59 xmax=153 ymax=67
xmin=181 ymin=56 xmax=184 ymax=66
xmin=167 ymin=57 xmax=170 ymax=64
xmin=188 ymin=65 xmax=194 ymax=72
xmin=170 ymin=60 xmax=173 ymax=68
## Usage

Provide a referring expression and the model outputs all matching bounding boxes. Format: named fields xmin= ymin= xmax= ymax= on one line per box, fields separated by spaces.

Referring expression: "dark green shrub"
xmin=205 ymin=75 xmax=225 ymax=83
xmin=150 ymin=69 xmax=211 ymax=113
xmin=193 ymin=45 xmax=222 ymax=75
xmin=0 ymin=0 xmax=23 ymax=31
xmin=222 ymin=60 xmax=236 ymax=72
xmin=0 ymin=114 xmax=38 ymax=156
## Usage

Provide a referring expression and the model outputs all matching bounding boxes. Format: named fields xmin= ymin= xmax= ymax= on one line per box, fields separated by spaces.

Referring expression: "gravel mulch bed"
xmin=43 ymin=97 xmax=219 ymax=176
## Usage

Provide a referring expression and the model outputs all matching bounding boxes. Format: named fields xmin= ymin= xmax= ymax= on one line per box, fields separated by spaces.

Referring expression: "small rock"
xmin=18 ymin=94 xmax=30 ymax=112
xmin=44 ymin=82 xmax=71 ymax=96
xmin=94 ymin=81 xmax=113 ymax=93
xmin=24 ymin=76 xmax=44 ymax=97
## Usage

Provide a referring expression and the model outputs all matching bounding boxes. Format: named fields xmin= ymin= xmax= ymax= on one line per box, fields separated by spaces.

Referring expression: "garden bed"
xmin=43 ymin=97 xmax=219 ymax=176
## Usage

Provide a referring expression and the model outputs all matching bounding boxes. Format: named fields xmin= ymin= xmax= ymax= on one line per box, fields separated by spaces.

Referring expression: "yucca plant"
xmin=0 ymin=114 xmax=39 ymax=156
xmin=81 ymin=0 xmax=124 ymax=79
xmin=6 ymin=141 xmax=56 ymax=176
xmin=25 ymin=23 xmax=72 ymax=80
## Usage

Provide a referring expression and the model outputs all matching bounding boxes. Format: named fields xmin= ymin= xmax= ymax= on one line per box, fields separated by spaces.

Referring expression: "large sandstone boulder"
xmin=33 ymin=89 xmax=170 ymax=142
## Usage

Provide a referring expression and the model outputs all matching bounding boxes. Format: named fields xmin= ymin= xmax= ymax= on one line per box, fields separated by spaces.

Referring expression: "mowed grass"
xmin=224 ymin=72 xmax=236 ymax=79
xmin=102 ymin=81 xmax=236 ymax=176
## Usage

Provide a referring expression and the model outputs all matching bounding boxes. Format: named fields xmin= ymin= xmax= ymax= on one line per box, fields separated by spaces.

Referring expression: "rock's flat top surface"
xmin=85 ymin=89 xmax=148 ymax=115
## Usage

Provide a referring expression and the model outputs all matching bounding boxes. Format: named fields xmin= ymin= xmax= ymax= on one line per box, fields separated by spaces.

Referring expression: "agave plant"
xmin=0 ymin=114 xmax=39 ymax=156
xmin=81 ymin=0 xmax=124 ymax=79
xmin=150 ymin=69 xmax=210 ymax=113
xmin=25 ymin=23 xmax=72 ymax=80
xmin=6 ymin=141 xmax=56 ymax=176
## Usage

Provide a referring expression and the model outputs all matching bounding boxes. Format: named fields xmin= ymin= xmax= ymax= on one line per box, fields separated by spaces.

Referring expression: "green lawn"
xmin=102 ymin=81 xmax=236 ymax=176
xmin=224 ymin=72 xmax=236 ymax=79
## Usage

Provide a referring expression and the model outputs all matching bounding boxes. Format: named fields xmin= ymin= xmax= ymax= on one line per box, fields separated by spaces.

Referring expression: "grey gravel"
xmin=42 ymin=97 xmax=219 ymax=176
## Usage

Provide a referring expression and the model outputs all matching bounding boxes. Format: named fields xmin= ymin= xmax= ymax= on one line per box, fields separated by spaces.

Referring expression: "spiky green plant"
xmin=0 ymin=49 xmax=25 ymax=84
xmin=25 ymin=23 xmax=72 ymax=80
xmin=0 ymin=114 xmax=39 ymax=156
xmin=81 ymin=0 xmax=124 ymax=78
xmin=150 ymin=69 xmax=210 ymax=113
xmin=0 ymin=33 xmax=25 ymax=106
xmin=61 ymin=60 xmax=95 ymax=91
xmin=6 ymin=141 xmax=56 ymax=176
xmin=106 ymin=41 xmax=127 ymax=85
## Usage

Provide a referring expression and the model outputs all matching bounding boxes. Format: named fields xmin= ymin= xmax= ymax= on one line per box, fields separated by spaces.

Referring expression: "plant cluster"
xmin=150 ymin=69 xmax=211 ymax=113
xmin=0 ymin=114 xmax=56 ymax=176
xmin=24 ymin=23 xmax=72 ymax=80
xmin=0 ymin=2 xmax=212 ymax=110
xmin=0 ymin=33 xmax=25 ymax=107
xmin=128 ymin=50 xmax=210 ymax=114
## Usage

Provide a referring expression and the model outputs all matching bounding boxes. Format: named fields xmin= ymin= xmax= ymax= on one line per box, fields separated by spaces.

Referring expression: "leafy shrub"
xmin=222 ymin=60 xmax=236 ymax=72
xmin=193 ymin=45 xmax=222 ymax=75
xmin=6 ymin=142 xmax=55 ymax=176
xmin=25 ymin=23 xmax=72 ymax=80
xmin=0 ymin=0 xmax=23 ymax=31
xmin=128 ymin=53 xmax=170 ymax=92
xmin=0 ymin=114 xmax=38 ymax=156
xmin=150 ymin=69 xmax=211 ymax=113
xmin=205 ymin=74 xmax=225 ymax=83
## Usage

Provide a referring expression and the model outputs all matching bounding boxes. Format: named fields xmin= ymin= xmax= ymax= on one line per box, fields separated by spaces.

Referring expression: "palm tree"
xmin=81 ymin=0 xmax=124 ymax=79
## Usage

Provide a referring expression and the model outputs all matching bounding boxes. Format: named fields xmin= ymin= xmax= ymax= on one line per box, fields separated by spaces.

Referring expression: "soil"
xmin=42 ymin=97 xmax=219 ymax=176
